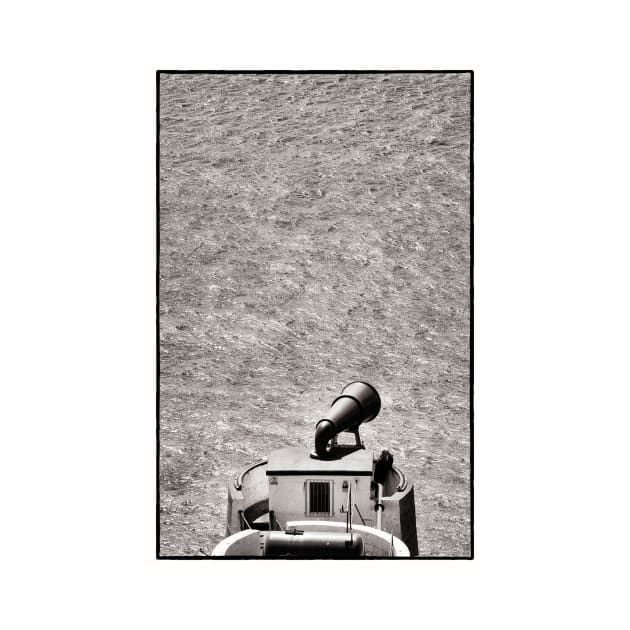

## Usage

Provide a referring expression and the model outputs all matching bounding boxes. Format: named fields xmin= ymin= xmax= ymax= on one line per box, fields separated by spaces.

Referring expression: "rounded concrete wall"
xmin=211 ymin=530 xmax=261 ymax=556
xmin=213 ymin=522 xmax=410 ymax=558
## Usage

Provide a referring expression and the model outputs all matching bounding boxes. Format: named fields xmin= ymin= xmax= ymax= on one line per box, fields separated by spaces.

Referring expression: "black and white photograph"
xmin=158 ymin=71 xmax=472 ymax=558
xmin=6 ymin=2 xmax=630 ymax=626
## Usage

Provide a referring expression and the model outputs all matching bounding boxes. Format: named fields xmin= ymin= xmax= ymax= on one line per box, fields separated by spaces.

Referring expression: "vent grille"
xmin=307 ymin=480 xmax=332 ymax=516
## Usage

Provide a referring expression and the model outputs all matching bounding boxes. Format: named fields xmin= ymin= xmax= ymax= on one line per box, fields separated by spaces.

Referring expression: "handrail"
xmin=392 ymin=464 xmax=407 ymax=492
xmin=353 ymin=503 xmax=367 ymax=526
xmin=233 ymin=459 xmax=268 ymax=490
xmin=375 ymin=483 xmax=384 ymax=530
xmin=269 ymin=510 xmax=281 ymax=531
xmin=238 ymin=510 xmax=252 ymax=530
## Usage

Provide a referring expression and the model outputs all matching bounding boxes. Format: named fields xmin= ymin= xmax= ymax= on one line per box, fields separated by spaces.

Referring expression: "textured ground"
xmin=158 ymin=72 xmax=471 ymax=556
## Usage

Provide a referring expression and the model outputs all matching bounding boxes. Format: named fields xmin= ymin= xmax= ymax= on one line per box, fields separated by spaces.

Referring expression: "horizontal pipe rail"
xmin=392 ymin=464 xmax=407 ymax=492
xmin=233 ymin=459 xmax=268 ymax=491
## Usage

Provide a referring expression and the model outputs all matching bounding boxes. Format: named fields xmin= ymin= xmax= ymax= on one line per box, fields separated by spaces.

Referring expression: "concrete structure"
xmin=267 ymin=447 xmax=374 ymax=527
xmin=212 ymin=522 xmax=411 ymax=557
xmin=218 ymin=382 xmax=419 ymax=557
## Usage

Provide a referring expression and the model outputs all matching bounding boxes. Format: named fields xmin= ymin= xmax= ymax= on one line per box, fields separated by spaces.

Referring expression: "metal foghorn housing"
xmin=314 ymin=381 xmax=381 ymax=459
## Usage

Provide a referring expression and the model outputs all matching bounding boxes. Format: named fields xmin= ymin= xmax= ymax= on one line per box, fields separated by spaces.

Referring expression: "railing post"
xmin=375 ymin=483 xmax=384 ymax=530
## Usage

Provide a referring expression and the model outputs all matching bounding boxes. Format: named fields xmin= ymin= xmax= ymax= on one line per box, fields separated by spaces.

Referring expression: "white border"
xmin=3 ymin=2 xmax=629 ymax=628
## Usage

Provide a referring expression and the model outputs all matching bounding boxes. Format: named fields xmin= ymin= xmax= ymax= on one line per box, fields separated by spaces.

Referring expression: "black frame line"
xmin=158 ymin=70 xmax=472 ymax=75
xmin=156 ymin=69 xmax=474 ymax=560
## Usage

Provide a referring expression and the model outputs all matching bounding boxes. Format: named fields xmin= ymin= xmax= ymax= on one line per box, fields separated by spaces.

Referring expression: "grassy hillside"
xmin=159 ymin=72 xmax=471 ymax=556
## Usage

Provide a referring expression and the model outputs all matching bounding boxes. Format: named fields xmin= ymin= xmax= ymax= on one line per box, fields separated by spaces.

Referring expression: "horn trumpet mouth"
xmin=314 ymin=381 xmax=381 ymax=459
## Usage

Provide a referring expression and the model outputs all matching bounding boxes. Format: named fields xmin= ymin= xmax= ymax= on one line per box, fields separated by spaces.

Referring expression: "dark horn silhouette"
xmin=314 ymin=381 xmax=381 ymax=459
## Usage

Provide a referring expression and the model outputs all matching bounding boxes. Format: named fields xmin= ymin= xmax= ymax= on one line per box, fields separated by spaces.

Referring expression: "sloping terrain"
xmin=159 ymin=72 xmax=471 ymax=556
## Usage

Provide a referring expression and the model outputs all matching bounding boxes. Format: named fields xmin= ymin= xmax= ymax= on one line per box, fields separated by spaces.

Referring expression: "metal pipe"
xmin=375 ymin=483 xmax=384 ymax=530
xmin=264 ymin=531 xmax=364 ymax=558
xmin=353 ymin=503 xmax=367 ymax=526
xmin=238 ymin=510 xmax=252 ymax=530
xmin=392 ymin=464 xmax=408 ymax=492
xmin=234 ymin=459 xmax=267 ymax=490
